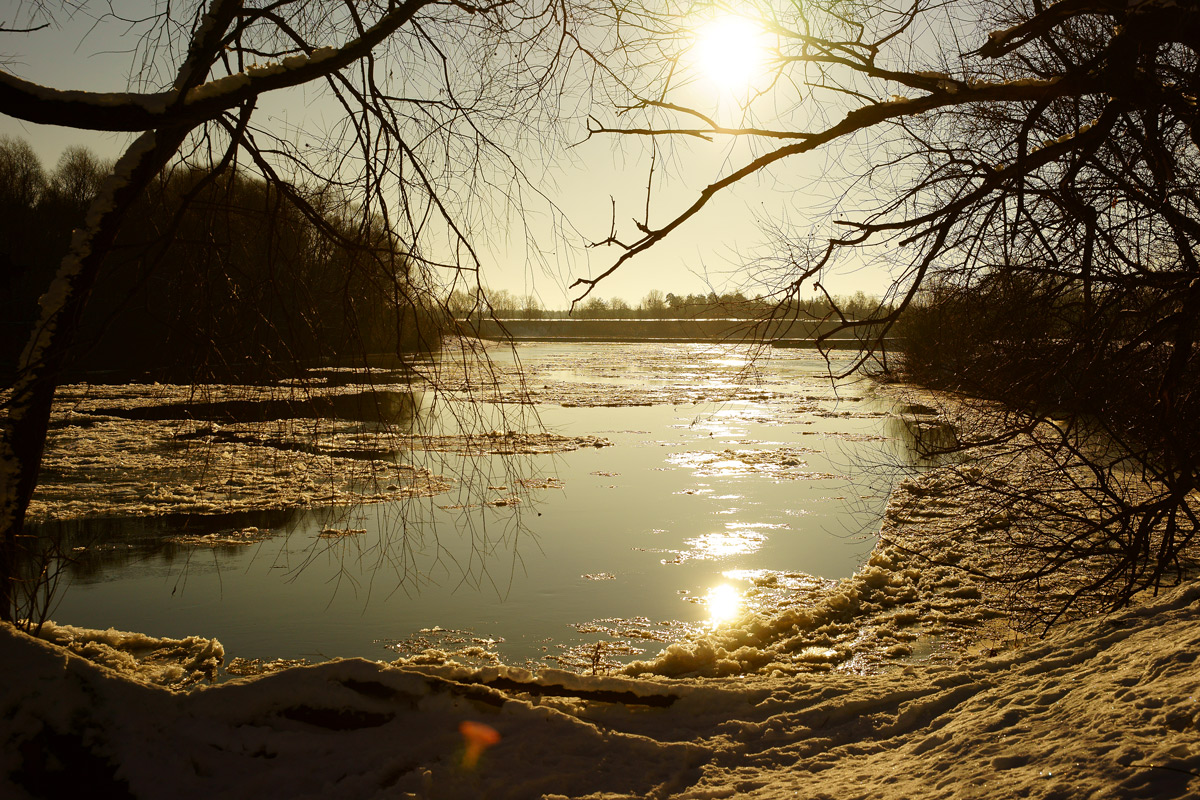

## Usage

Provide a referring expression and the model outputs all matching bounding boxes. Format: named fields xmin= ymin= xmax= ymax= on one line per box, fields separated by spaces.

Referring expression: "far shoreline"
xmin=460 ymin=316 xmax=891 ymax=349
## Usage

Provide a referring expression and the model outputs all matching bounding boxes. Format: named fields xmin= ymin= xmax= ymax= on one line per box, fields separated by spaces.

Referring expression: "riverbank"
xmin=2 ymin=453 xmax=1198 ymax=798
xmin=462 ymin=317 xmax=886 ymax=348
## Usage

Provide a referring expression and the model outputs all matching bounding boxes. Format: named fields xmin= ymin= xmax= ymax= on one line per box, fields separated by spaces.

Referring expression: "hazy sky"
xmin=0 ymin=4 xmax=893 ymax=310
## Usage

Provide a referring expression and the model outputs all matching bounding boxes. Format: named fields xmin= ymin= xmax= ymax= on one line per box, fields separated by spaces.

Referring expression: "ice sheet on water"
xmin=666 ymin=447 xmax=835 ymax=479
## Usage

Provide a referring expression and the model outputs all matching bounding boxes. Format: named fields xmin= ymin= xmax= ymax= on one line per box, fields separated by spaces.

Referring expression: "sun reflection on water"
xmin=705 ymin=584 xmax=743 ymax=627
xmin=683 ymin=526 xmax=768 ymax=559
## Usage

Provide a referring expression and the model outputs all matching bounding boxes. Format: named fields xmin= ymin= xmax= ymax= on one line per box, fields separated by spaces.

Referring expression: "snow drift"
xmin=3 ymin=578 xmax=1199 ymax=798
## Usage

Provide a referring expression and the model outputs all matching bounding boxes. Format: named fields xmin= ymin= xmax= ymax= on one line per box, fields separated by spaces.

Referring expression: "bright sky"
xmin=0 ymin=5 xmax=894 ymax=310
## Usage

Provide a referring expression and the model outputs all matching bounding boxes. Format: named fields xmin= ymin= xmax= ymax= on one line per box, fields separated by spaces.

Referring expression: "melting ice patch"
xmin=660 ymin=522 xmax=786 ymax=563
xmin=666 ymin=447 xmax=833 ymax=479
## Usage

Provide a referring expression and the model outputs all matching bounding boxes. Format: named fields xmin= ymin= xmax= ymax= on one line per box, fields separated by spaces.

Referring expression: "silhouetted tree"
xmin=581 ymin=0 xmax=1200 ymax=624
xmin=0 ymin=138 xmax=51 ymax=363
xmin=0 ymin=0 xmax=608 ymax=624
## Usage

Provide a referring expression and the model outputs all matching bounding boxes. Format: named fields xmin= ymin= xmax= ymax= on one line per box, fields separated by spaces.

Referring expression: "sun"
xmin=694 ymin=16 xmax=768 ymax=90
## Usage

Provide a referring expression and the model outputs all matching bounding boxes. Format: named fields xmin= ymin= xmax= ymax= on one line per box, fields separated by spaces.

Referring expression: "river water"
xmin=46 ymin=341 xmax=917 ymax=672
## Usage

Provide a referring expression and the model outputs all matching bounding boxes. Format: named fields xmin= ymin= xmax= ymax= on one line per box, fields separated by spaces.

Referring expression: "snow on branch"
xmin=0 ymin=0 xmax=432 ymax=132
xmin=0 ymin=72 xmax=179 ymax=131
xmin=979 ymin=0 xmax=1200 ymax=58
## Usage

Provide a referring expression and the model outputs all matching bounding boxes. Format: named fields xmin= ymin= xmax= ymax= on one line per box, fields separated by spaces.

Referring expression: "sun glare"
xmin=694 ymin=16 xmax=767 ymax=90
xmin=705 ymin=584 xmax=743 ymax=627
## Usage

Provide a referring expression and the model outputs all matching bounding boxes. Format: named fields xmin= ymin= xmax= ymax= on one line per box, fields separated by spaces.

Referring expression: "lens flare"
xmin=459 ymin=720 xmax=500 ymax=768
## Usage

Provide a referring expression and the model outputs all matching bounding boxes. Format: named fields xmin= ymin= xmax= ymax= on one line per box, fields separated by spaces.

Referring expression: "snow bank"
xmin=3 ymin=580 xmax=1199 ymax=798
xmin=28 ymin=621 xmax=223 ymax=687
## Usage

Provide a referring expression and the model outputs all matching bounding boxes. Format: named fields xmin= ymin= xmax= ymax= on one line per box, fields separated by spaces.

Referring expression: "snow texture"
xmin=184 ymin=46 xmax=339 ymax=104
xmin=2 ymin=578 xmax=1198 ymax=798
xmin=184 ymin=72 xmax=250 ymax=103
xmin=29 ymin=621 xmax=223 ymax=687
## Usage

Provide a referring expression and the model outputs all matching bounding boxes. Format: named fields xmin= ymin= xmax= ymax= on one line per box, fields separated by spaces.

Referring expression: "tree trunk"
xmin=0 ymin=129 xmax=191 ymax=622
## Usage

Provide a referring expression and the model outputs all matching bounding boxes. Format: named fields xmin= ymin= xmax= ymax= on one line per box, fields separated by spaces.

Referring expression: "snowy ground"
xmin=4 ymin=457 xmax=1199 ymax=798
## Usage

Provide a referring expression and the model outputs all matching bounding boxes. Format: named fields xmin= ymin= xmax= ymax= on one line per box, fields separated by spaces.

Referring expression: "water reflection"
xmin=39 ymin=342 xmax=934 ymax=667
xmin=883 ymin=405 xmax=960 ymax=469
xmin=685 ymin=530 xmax=763 ymax=560
xmin=668 ymin=522 xmax=786 ymax=563
xmin=31 ymin=508 xmax=304 ymax=583
xmin=705 ymin=584 xmax=743 ymax=627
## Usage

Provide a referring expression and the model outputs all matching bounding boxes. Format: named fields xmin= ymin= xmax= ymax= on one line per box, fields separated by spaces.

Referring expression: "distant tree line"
xmin=894 ymin=269 xmax=1200 ymax=477
xmin=452 ymin=287 xmax=883 ymax=321
xmin=0 ymin=137 xmax=445 ymax=383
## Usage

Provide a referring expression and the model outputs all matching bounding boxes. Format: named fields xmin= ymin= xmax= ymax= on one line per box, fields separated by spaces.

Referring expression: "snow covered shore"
xmin=4 ymin=459 xmax=1199 ymax=798
xmin=3 ymin=575 xmax=1198 ymax=798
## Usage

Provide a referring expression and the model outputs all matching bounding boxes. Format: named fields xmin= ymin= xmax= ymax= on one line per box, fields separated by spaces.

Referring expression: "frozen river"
xmin=42 ymin=341 xmax=918 ymax=672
